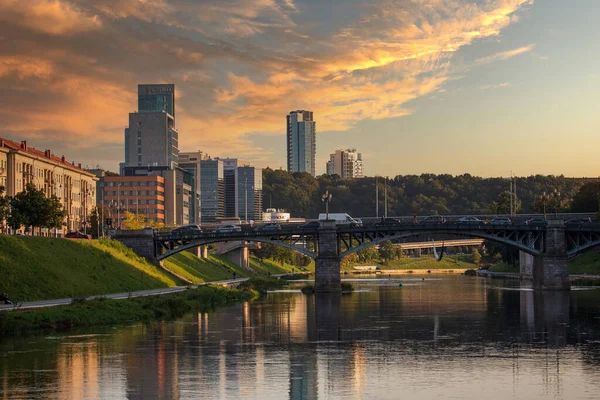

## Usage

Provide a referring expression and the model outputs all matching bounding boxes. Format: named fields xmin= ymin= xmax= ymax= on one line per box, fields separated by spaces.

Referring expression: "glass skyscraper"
xmin=286 ymin=110 xmax=316 ymax=176
xmin=138 ymin=84 xmax=175 ymax=120
xmin=200 ymin=159 xmax=224 ymax=222
xmin=237 ymin=166 xmax=263 ymax=221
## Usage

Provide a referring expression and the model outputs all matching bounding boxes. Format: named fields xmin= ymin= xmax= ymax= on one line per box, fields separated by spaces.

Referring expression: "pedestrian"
xmin=233 ymin=271 xmax=237 ymax=280
xmin=413 ymin=213 xmax=418 ymax=224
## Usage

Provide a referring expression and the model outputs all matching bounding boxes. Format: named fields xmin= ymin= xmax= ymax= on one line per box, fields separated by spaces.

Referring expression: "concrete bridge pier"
xmin=533 ymin=220 xmax=570 ymax=290
xmin=315 ymin=220 xmax=341 ymax=293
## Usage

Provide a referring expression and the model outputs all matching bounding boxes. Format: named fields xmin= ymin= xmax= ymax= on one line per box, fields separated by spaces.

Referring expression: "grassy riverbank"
xmin=344 ymin=255 xmax=477 ymax=272
xmin=0 ymin=236 xmax=185 ymax=302
xmin=163 ymin=252 xmax=253 ymax=283
xmin=486 ymin=252 xmax=600 ymax=274
xmin=0 ymin=285 xmax=254 ymax=336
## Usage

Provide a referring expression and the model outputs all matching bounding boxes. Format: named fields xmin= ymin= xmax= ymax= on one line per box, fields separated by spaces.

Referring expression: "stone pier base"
xmin=314 ymin=256 xmax=341 ymax=292
xmin=533 ymin=254 xmax=570 ymax=290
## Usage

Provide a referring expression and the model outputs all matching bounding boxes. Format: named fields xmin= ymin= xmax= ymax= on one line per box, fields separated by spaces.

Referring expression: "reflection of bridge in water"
xmin=115 ymin=218 xmax=600 ymax=292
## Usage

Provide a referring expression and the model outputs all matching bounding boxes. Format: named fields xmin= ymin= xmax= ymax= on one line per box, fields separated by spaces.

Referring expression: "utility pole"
xmin=375 ymin=176 xmax=379 ymax=218
xmin=509 ymin=175 xmax=513 ymax=217
xmin=384 ymin=176 xmax=388 ymax=218
xmin=513 ymin=176 xmax=517 ymax=217
xmin=245 ymin=177 xmax=248 ymax=222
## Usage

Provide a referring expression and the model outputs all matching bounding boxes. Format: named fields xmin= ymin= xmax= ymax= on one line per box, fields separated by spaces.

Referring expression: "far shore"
xmin=347 ymin=268 xmax=469 ymax=275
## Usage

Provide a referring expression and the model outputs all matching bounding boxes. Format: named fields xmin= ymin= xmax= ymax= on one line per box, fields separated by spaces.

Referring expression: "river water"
xmin=2 ymin=275 xmax=600 ymax=399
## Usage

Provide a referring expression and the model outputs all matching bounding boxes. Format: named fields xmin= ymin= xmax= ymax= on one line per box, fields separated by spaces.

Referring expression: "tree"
xmin=357 ymin=246 xmax=377 ymax=262
xmin=378 ymin=240 xmax=396 ymax=264
xmin=89 ymin=207 xmax=100 ymax=238
xmin=121 ymin=211 xmax=145 ymax=230
xmin=0 ymin=187 xmax=9 ymax=230
xmin=472 ymin=248 xmax=482 ymax=265
xmin=571 ymin=182 xmax=600 ymax=213
xmin=7 ymin=184 xmax=66 ymax=234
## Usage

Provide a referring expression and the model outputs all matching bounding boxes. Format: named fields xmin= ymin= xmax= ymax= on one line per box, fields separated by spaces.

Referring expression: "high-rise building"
xmin=179 ymin=151 xmax=209 ymax=224
xmin=200 ymin=159 xmax=224 ymax=222
xmin=219 ymin=158 xmax=239 ymax=218
xmin=237 ymin=166 xmax=263 ymax=221
xmin=326 ymin=149 xmax=363 ymax=179
xmin=286 ymin=110 xmax=316 ymax=176
xmin=138 ymin=84 xmax=175 ymax=120
xmin=124 ymin=112 xmax=179 ymax=169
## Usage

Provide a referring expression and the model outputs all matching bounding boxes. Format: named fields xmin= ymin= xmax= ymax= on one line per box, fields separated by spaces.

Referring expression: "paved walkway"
xmin=0 ymin=277 xmax=250 ymax=312
xmin=0 ymin=273 xmax=301 ymax=312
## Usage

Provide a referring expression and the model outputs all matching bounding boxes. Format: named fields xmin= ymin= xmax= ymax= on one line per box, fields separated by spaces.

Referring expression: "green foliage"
xmin=0 ymin=286 xmax=253 ymax=336
xmin=121 ymin=211 xmax=146 ymax=230
xmin=252 ymin=244 xmax=311 ymax=268
xmin=341 ymin=282 xmax=355 ymax=292
xmin=237 ymin=275 xmax=286 ymax=292
xmin=0 ymin=186 xmax=9 ymax=223
xmin=472 ymin=248 xmax=482 ymax=265
xmin=163 ymin=252 xmax=249 ymax=283
xmin=0 ymin=236 xmax=183 ymax=301
xmin=262 ymin=170 xmax=588 ymax=217
xmin=378 ymin=240 xmax=396 ymax=264
xmin=571 ymin=182 xmax=600 ymax=213
xmin=357 ymin=246 xmax=377 ymax=262
xmin=6 ymin=183 xmax=66 ymax=231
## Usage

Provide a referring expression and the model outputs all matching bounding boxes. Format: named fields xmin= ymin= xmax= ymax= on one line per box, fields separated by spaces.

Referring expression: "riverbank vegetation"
xmin=0 ymin=286 xmax=254 ymax=336
xmin=0 ymin=236 xmax=184 ymax=302
xmin=162 ymin=252 xmax=253 ymax=283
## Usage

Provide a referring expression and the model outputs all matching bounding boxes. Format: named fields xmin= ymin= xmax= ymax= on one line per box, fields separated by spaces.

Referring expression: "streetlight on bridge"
xmin=321 ymin=191 xmax=332 ymax=220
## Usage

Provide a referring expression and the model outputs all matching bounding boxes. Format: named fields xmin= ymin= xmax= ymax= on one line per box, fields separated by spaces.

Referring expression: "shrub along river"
xmin=2 ymin=275 xmax=600 ymax=399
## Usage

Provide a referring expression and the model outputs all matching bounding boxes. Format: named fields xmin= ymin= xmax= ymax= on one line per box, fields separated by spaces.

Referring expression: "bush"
xmin=464 ymin=269 xmax=477 ymax=276
xmin=341 ymin=282 xmax=354 ymax=293
xmin=300 ymin=284 xmax=315 ymax=294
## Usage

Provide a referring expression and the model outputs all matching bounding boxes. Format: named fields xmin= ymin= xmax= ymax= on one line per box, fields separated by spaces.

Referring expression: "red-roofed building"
xmin=0 ymin=137 xmax=98 ymax=233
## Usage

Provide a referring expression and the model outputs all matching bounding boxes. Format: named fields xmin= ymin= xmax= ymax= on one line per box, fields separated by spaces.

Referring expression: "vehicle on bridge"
xmin=318 ymin=213 xmax=362 ymax=226
xmin=65 ymin=231 xmax=91 ymax=239
xmin=373 ymin=217 xmax=403 ymax=227
xmin=172 ymin=224 xmax=203 ymax=234
xmin=457 ymin=216 xmax=483 ymax=225
xmin=525 ymin=218 xmax=548 ymax=227
xmin=256 ymin=223 xmax=282 ymax=233
xmin=301 ymin=221 xmax=320 ymax=231
xmin=419 ymin=215 xmax=446 ymax=224
xmin=216 ymin=225 xmax=242 ymax=233
xmin=565 ymin=218 xmax=593 ymax=226
xmin=489 ymin=217 xmax=512 ymax=225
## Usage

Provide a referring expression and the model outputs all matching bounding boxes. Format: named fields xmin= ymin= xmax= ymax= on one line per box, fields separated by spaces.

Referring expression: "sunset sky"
xmin=0 ymin=0 xmax=598 ymax=177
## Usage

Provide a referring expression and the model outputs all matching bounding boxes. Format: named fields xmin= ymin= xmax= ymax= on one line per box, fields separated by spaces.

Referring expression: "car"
xmin=172 ymin=224 xmax=203 ymax=234
xmin=374 ymin=217 xmax=403 ymax=227
xmin=256 ymin=223 xmax=281 ymax=232
xmin=65 ymin=231 xmax=91 ymax=239
xmin=216 ymin=224 xmax=242 ymax=233
xmin=419 ymin=216 xmax=446 ymax=224
xmin=354 ymin=218 xmax=363 ymax=227
xmin=488 ymin=217 xmax=512 ymax=225
xmin=565 ymin=218 xmax=593 ymax=226
xmin=457 ymin=216 xmax=483 ymax=225
xmin=525 ymin=218 xmax=548 ymax=226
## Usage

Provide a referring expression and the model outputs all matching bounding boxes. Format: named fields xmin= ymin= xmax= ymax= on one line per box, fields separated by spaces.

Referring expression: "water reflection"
xmin=2 ymin=277 xmax=600 ymax=399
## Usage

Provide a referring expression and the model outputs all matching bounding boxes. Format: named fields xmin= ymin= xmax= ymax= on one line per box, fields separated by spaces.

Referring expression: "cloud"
xmin=480 ymin=82 xmax=511 ymax=90
xmin=0 ymin=0 xmax=533 ymax=169
xmin=476 ymin=44 xmax=535 ymax=65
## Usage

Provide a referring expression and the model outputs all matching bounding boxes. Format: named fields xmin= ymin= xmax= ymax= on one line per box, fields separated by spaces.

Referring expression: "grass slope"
xmin=0 ymin=236 xmax=183 ymax=302
xmin=161 ymin=252 xmax=255 ymax=283
xmin=345 ymin=255 xmax=477 ymax=271
xmin=249 ymin=257 xmax=298 ymax=275
xmin=569 ymin=252 xmax=600 ymax=275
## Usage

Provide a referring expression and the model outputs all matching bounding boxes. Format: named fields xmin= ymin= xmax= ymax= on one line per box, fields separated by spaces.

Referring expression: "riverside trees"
xmin=6 ymin=183 xmax=66 ymax=234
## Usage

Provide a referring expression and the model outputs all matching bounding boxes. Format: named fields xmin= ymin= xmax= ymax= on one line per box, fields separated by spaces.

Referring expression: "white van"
xmin=318 ymin=213 xmax=362 ymax=226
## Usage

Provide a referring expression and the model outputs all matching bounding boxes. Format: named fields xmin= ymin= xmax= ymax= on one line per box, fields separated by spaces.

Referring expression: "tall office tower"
xmin=200 ymin=159 xmax=224 ymax=222
xmin=237 ymin=166 xmax=263 ymax=221
xmin=179 ymin=151 xmax=209 ymax=224
xmin=326 ymin=149 xmax=364 ymax=178
xmin=138 ymin=84 xmax=175 ymax=121
xmin=219 ymin=158 xmax=239 ymax=218
xmin=286 ymin=110 xmax=316 ymax=176
xmin=124 ymin=112 xmax=179 ymax=169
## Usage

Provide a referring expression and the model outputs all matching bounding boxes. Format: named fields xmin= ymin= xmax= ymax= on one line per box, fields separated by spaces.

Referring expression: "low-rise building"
xmin=326 ymin=149 xmax=363 ymax=178
xmin=0 ymin=138 xmax=98 ymax=232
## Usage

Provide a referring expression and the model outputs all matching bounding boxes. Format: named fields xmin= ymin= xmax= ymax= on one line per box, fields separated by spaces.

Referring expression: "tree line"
xmin=262 ymin=169 xmax=600 ymax=218
xmin=0 ymin=184 xmax=66 ymax=234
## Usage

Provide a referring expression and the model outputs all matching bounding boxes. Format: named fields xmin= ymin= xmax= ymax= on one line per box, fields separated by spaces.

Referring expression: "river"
xmin=2 ymin=275 xmax=600 ymax=399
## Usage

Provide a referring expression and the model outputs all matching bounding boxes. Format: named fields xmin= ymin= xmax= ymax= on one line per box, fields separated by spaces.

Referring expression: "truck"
xmin=318 ymin=213 xmax=362 ymax=226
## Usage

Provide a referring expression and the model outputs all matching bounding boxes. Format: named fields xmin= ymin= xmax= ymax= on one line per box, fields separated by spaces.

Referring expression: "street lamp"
xmin=553 ymin=189 xmax=561 ymax=218
xmin=321 ymin=191 xmax=332 ymax=220
xmin=542 ymin=192 xmax=548 ymax=220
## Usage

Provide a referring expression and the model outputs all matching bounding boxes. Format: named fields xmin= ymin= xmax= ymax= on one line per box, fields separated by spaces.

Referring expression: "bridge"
xmin=114 ymin=219 xmax=600 ymax=292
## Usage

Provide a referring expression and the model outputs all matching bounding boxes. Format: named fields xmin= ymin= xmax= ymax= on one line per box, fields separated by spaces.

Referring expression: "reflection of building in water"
xmin=289 ymin=346 xmax=318 ymax=400
xmin=351 ymin=343 xmax=367 ymax=393
xmin=57 ymin=342 xmax=99 ymax=400
xmin=289 ymin=294 xmax=311 ymax=342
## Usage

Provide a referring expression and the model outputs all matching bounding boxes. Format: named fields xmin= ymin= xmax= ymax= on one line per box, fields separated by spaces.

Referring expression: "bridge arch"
xmin=156 ymin=237 xmax=316 ymax=261
xmin=339 ymin=229 xmax=542 ymax=258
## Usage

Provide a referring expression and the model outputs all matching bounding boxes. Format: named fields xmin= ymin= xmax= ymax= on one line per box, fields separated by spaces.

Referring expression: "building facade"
xmin=286 ymin=110 xmax=316 ymax=176
xmin=200 ymin=159 xmax=224 ymax=222
xmin=237 ymin=166 xmax=263 ymax=221
xmin=101 ymin=175 xmax=166 ymax=227
xmin=138 ymin=84 xmax=175 ymax=120
xmin=124 ymin=112 xmax=179 ymax=169
xmin=326 ymin=149 xmax=363 ymax=178
xmin=0 ymin=138 xmax=97 ymax=232
xmin=179 ymin=151 xmax=209 ymax=224
xmin=220 ymin=158 xmax=239 ymax=218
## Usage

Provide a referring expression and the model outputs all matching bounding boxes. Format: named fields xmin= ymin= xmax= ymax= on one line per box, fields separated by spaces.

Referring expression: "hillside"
xmin=0 ymin=236 xmax=184 ymax=302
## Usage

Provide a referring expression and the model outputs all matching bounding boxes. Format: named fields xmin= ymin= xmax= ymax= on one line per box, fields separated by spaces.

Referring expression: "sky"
xmin=0 ymin=0 xmax=598 ymax=177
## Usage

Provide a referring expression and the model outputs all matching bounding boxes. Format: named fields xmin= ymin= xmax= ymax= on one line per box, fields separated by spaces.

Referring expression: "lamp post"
xmin=384 ymin=176 xmax=388 ymax=218
xmin=542 ymin=192 xmax=548 ymax=220
xmin=375 ymin=176 xmax=379 ymax=218
xmin=117 ymin=182 xmax=122 ymax=229
xmin=553 ymin=189 xmax=561 ymax=218
xmin=245 ymin=177 xmax=248 ymax=223
xmin=321 ymin=191 xmax=332 ymax=220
